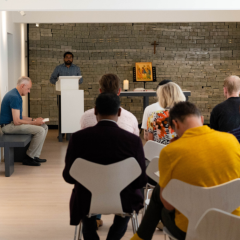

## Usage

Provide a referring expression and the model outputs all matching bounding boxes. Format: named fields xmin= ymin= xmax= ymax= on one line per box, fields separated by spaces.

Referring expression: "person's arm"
xmin=141 ymin=108 xmax=148 ymax=139
xmin=210 ymin=108 xmax=218 ymax=130
xmin=143 ymin=130 xmax=148 ymax=141
xmin=50 ymin=66 xmax=59 ymax=85
xmin=76 ymin=67 xmax=83 ymax=84
xmin=148 ymin=132 xmax=153 ymax=140
xmin=63 ymin=135 xmax=76 ymax=184
xmin=133 ymin=116 xmax=139 ymax=136
xmin=159 ymin=148 xmax=175 ymax=210
xmin=12 ymin=109 xmax=43 ymax=126
xmin=160 ymin=187 xmax=175 ymax=211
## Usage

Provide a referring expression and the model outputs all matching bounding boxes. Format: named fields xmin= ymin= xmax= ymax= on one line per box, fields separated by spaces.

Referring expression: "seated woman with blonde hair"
xmin=147 ymin=82 xmax=186 ymax=145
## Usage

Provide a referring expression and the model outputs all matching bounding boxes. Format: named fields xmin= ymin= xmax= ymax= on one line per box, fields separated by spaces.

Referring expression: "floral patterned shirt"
xmin=147 ymin=109 xmax=176 ymax=145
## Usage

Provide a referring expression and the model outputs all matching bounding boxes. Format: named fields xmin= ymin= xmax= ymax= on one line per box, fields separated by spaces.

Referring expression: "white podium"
xmin=56 ymin=76 xmax=84 ymax=141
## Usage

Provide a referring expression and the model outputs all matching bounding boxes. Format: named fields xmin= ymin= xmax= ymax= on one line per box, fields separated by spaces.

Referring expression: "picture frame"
xmin=135 ymin=62 xmax=153 ymax=82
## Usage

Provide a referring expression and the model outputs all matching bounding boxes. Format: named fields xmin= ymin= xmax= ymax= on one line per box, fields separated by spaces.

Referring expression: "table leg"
xmin=58 ymin=95 xmax=63 ymax=142
xmin=4 ymin=146 xmax=14 ymax=177
xmin=143 ymin=96 xmax=149 ymax=110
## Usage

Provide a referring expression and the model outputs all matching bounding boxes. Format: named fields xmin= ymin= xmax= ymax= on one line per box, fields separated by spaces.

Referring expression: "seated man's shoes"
xmin=23 ymin=156 xmax=41 ymax=166
xmin=34 ymin=157 xmax=47 ymax=163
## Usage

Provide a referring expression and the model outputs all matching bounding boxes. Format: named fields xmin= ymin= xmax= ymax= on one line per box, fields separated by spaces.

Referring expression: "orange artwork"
xmin=135 ymin=62 xmax=153 ymax=81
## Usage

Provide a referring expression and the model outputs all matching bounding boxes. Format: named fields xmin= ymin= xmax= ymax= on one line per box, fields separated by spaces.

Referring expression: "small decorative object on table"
xmin=123 ymin=79 xmax=129 ymax=91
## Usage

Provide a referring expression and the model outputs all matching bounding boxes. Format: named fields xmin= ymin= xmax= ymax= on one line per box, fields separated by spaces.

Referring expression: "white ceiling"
xmin=2 ymin=0 xmax=240 ymax=23
xmin=1 ymin=0 xmax=240 ymax=11
xmin=11 ymin=11 xmax=240 ymax=23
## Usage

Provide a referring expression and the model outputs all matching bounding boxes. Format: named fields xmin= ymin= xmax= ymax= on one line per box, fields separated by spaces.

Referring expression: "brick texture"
xmin=28 ymin=23 xmax=240 ymax=125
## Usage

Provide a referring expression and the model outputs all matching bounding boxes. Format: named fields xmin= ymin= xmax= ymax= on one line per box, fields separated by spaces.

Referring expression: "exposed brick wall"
xmin=28 ymin=23 xmax=240 ymax=125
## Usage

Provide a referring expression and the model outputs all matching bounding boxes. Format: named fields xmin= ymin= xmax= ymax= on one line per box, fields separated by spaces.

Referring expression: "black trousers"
xmin=137 ymin=184 xmax=186 ymax=240
xmin=82 ymin=214 xmax=130 ymax=240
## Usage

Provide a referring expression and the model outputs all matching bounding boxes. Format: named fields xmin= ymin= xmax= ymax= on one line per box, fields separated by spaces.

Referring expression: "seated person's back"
xmin=63 ymin=93 xmax=147 ymax=240
xmin=160 ymin=102 xmax=240 ymax=233
xmin=210 ymin=75 xmax=240 ymax=132
xmin=80 ymin=73 xmax=139 ymax=136
xmin=147 ymin=82 xmax=185 ymax=144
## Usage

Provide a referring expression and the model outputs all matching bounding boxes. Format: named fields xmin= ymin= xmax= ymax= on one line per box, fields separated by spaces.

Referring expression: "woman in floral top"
xmin=147 ymin=82 xmax=185 ymax=144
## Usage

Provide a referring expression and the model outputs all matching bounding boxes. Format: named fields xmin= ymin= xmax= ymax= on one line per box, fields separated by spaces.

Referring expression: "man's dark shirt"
xmin=63 ymin=121 xmax=147 ymax=225
xmin=229 ymin=126 xmax=240 ymax=143
xmin=210 ymin=97 xmax=240 ymax=132
xmin=50 ymin=63 xmax=83 ymax=84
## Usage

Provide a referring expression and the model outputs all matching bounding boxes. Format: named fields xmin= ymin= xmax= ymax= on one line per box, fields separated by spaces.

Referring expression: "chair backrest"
xmin=162 ymin=179 xmax=240 ymax=240
xmin=146 ymin=157 xmax=159 ymax=183
xmin=143 ymin=140 xmax=165 ymax=161
xmin=70 ymin=157 xmax=142 ymax=215
xmin=195 ymin=208 xmax=240 ymax=240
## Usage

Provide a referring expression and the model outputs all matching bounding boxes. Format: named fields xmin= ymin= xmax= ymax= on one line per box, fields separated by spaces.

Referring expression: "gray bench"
xmin=0 ymin=134 xmax=32 ymax=177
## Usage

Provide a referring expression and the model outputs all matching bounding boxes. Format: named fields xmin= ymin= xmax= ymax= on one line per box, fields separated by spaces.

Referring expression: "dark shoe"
xmin=23 ymin=158 xmax=41 ymax=166
xmin=34 ymin=157 xmax=47 ymax=163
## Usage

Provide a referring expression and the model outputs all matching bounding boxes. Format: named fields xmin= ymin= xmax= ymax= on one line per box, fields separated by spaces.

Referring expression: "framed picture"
xmin=135 ymin=62 xmax=153 ymax=82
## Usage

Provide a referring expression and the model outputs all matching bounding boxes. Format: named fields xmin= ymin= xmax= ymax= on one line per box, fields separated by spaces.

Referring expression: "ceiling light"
xmin=36 ymin=23 xmax=39 ymax=27
xmin=19 ymin=11 xmax=26 ymax=16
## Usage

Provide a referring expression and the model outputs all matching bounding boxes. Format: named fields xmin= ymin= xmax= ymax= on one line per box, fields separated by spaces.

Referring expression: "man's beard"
xmin=65 ymin=60 xmax=72 ymax=66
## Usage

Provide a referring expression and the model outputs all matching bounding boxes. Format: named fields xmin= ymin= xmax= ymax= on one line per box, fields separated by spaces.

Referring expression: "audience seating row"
xmin=162 ymin=179 xmax=240 ymax=240
xmin=0 ymin=134 xmax=32 ymax=177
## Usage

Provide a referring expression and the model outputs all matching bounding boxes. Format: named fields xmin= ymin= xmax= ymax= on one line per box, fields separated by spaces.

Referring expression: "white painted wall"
xmin=0 ymin=12 xmax=28 ymax=114
xmin=0 ymin=11 xmax=28 ymax=161
xmin=1 ymin=0 xmax=240 ymax=11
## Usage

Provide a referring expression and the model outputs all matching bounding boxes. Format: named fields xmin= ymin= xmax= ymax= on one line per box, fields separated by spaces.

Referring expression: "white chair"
xmin=143 ymin=140 xmax=166 ymax=161
xmin=70 ymin=157 xmax=142 ymax=240
xmin=146 ymin=156 xmax=160 ymax=184
xmin=142 ymin=157 xmax=160 ymax=217
xmin=162 ymin=179 xmax=240 ymax=240
xmin=195 ymin=208 xmax=240 ymax=240
xmin=142 ymin=141 xmax=165 ymax=218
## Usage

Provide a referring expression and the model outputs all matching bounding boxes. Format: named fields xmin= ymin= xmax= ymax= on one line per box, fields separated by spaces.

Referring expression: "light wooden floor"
xmin=0 ymin=130 xmax=165 ymax=240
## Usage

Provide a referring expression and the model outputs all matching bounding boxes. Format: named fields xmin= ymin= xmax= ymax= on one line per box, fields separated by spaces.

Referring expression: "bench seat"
xmin=0 ymin=134 xmax=32 ymax=177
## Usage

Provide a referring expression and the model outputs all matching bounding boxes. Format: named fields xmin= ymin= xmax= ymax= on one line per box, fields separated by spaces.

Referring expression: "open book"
xmin=43 ymin=118 xmax=50 ymax=123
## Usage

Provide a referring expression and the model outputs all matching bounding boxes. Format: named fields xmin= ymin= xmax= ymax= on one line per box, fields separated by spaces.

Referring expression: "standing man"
xmin=210 ymin=75 xmax=240 ymax=132
xmin=0 ymin=76 xmax=48 ymax=166
xmin=50 ymin=52 xmax=83 ymax=85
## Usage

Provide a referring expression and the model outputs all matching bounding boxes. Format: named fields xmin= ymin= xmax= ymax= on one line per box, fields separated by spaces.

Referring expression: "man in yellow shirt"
xmin=131 ymin=102 xmax=240 ymax=240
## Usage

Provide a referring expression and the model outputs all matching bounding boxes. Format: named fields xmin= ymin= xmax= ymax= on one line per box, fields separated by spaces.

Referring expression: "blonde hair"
xmin=223 ymin=75 xmax=240 ymax=95
xmin=17 ymin=76 xmax=31 ymax=86
xmin=157 ymin=82 xmax=186 ymax=108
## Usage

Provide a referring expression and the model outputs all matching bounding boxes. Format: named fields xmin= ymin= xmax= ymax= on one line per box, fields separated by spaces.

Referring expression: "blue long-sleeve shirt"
xmin=50 ymin=63 xmax=83 ymax=85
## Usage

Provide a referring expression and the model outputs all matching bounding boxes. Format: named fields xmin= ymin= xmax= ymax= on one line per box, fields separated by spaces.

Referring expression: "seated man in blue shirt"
xmin=49 ymin=51 xmax=83 ymax=85
xmin=0 ymin=76 xmax=48 ymax=166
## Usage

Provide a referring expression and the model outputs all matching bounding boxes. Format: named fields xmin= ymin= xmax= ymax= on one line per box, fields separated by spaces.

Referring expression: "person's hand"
xmin=36 ymin=117 xmax=44 ymax=121
xmin=34 ymin=118 xmax=44 ymax=126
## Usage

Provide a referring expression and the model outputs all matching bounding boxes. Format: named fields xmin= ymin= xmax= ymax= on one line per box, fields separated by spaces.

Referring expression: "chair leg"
xmin=78 ymin=221 xmax=83 ymax=240
xmin=136 ymin=213 xmax=139 ymax=230
xmin=142 ymin=184 xmax=149 ymax=220
xmin=74 ymin=226 xmax=78 ymax=240
xmin=131 ymin=211 xmax=139 ymax=234
xmin=131 ymin=215 xmax=136 ymax=234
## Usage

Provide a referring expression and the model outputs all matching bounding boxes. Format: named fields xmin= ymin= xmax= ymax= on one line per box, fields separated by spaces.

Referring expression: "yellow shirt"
xmin=159 ymin=125 xmax=240 ymax=232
